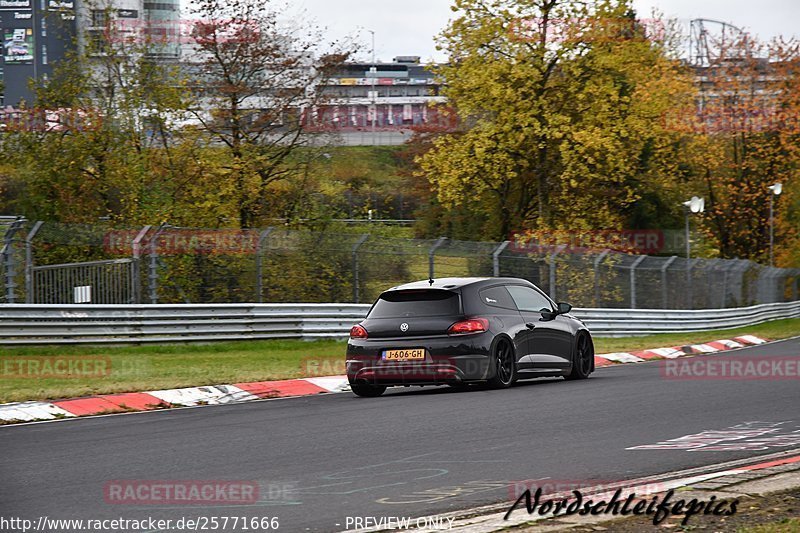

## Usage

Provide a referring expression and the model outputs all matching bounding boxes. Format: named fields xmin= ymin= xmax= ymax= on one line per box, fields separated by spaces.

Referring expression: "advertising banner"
xmin=3 ymin=27 xmax=33 ymax=64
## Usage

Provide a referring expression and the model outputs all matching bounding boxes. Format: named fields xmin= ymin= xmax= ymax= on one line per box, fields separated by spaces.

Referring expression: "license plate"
xmin=382 ymin=348 xmax=426 ymax=361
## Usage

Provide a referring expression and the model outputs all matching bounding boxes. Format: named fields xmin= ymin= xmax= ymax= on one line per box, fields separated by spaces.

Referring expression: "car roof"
xmin=386 ymin=277 xmax=532 ymax=292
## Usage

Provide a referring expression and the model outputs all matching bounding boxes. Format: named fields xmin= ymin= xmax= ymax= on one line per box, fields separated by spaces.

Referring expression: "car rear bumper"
xmin=346 ymin=332 xmax=494 ymax=386
xmin=346 ymin=354 xmax=491 ymax=385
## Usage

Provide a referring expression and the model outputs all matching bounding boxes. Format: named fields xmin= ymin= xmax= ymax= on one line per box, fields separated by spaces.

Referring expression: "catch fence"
xmin=1 ymin=219 xmax=798 ymax=308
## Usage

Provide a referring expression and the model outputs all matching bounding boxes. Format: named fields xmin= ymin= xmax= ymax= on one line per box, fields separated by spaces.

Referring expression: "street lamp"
xmin=682 ymin=196 xmax=705 ymax=259
xmin=768 ymin=182 xmax=782 ymax=267
xmin=367 ymin=29 xmax=377 ymax=146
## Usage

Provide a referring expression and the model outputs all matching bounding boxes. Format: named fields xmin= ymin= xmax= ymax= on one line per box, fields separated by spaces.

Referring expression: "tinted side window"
xmin=369 ymin=289 xmax=460 ymax=318
xmin=479 ymin=286 xmax=517 ymax=310
xmin=506 ymin=286 xmax=553 ymax=313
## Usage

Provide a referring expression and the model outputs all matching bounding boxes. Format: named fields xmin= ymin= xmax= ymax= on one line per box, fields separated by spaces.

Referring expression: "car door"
xmin=505 ymin=285 xmax=573 ymax=370
xmin=477 ymin=285 xmax=530 ymax=369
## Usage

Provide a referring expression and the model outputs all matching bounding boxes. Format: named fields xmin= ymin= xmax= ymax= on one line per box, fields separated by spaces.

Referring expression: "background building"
xmin=0 ymin=0 xmax=179 ymax=107
xmin=1 ymin=0 xmax=76 ymax=106
xmin=310 ymin=56 xmax=449 ymax=132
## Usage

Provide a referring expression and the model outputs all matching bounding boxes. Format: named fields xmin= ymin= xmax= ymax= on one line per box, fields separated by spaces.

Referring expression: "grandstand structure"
xmin=308 ymin=56 xmax=451 ymax=132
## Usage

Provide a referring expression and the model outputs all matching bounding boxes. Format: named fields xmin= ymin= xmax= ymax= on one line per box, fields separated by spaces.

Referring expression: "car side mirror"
xmin=557 ymin=302 xmax=572 ymax=315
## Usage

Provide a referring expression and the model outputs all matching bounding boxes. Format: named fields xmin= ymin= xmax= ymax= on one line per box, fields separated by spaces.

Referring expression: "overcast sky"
xmin=290 ymin=0 xmax=800 ymax=62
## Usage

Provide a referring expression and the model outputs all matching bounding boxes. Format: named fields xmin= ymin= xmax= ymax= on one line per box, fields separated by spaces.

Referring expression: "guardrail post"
xmin=548 ymin=245 xmax=566 ymax=301
xmin=660 ymin=256 xmax=678 ymax=309
xmin=255 ymin=227 xmax=274 ymax=303
xmin=429 ymin=237 xmax=448 ymax=280
xmin=131 ymin=225 xmax=151 ymax=304
xmin=148 ymin=223 xmax=169 ymax=304
xmin=24 ymin=221 xmax=43 ymax=303
xmin=492 ymin=241 xmax=510 ymax=277
xmin=352 ymin=234 xmax=370 ymax=303
xmin=629 ymin=255 xmax=646 ymax=309
xmin=593 ymin=249 xmax=610 ymax=307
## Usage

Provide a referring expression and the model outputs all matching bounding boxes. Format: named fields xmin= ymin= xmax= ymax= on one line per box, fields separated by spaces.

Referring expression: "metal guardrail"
xmin=1 ymin=301 xmax=799 ymax=345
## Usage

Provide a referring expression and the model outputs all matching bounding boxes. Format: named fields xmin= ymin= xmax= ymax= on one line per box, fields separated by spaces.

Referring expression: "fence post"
xmin=352 ymin=234 xmax=370 ymax=303
xmin=148 ymin=223 xmax=169 ymax=304
xmin=794 ymin=273 xmax=799 ymax=302
xmin=131 ymin=225 xmax=151 ymax=304
xmin=24 ymin=221 xmax=43 ymax=303
xmin=548 ymin=245 xmax=566 ymax=301
xmin=720 ymin=259 xmax=745 ymax=309
xmin=769 ymin=268 xmax=783 ymax=303
xmin=593 ymin=249 xmax=610 ymax=307
xmin=660 ymin=256 xmax=678 ymax=309
xmin=255 ymin=227 xmax=274 ymax=303
xmin=704 ymin=258 xmax=719 ymax=309
xmin=686 ymin=258 xmax=700 ymax=309
xmin=720 ymin=260 xmax=730 ymax=308
xmin=629 ymin=255 xmax=646 ymax=309
xmin=2 ymin=218 xmax=25 ymax=303
xmin=429 ymin=237 xmax=448 ymax=280
xmin=492 ymin=241 xmax=510 ymax=277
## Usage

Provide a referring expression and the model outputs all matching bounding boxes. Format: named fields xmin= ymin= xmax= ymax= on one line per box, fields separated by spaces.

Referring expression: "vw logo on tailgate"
xmin=400 ymin=323 xmax=409 ymax=332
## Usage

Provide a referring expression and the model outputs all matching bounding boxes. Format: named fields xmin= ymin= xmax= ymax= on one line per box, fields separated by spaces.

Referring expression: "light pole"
xmin=682 ymin=196 xmax=705 ymax=258
xmin=768 ymin=182 xmax=782 ymax=267
xmin=367 ymin=29 xmax=377 ymax=146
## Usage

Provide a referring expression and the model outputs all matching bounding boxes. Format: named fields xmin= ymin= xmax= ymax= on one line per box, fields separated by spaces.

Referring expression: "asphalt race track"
xmin=2 ymin=339 xmax=799 ymax=532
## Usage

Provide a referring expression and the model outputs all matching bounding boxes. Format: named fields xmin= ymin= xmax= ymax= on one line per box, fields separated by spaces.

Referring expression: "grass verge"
xmin=2 ymin=318 xmax=800 ymax=403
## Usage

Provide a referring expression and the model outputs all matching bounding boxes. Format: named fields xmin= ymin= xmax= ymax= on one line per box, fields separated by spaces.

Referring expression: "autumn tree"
xmin=673 ymin=33 xmax=800 ymax=261
xmin=187 ymin=0 xmax=353 ymax=228
xmin=416 ymin=0 xmax=693 ymax=240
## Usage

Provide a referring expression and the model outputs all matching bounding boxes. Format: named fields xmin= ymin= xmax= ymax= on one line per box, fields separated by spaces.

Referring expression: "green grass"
xmin=740 ymin=518 xmax=800 ymax=532
xmin=2 ymin=318 xmax=800 ymax=404
xmin=593 ymin=318 xmax=800 ymax=353
xmin=0 ymin=339 xmax=345 ymax=403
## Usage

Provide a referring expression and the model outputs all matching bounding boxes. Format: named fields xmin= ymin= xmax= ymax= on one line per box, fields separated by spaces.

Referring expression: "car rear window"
xmin=368 ymin=289 xmax=460 ymax=318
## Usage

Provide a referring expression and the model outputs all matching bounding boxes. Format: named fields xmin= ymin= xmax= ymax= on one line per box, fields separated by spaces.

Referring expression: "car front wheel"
xmin=566 ymin=333 xmax=593 ymax=380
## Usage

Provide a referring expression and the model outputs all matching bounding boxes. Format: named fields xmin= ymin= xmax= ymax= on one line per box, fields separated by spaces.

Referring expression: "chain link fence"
xmin=1 ymin=219 xmax=798 ymax=308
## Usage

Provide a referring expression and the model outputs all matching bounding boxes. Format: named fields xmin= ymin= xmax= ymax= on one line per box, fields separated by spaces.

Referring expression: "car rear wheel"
xmin=565 ymin=333 xmax=593 ymax=380
xmin=350 ymin=382 xmax=387 ymax=397
xmin=487 ymin=338 xmax=516 ymax=389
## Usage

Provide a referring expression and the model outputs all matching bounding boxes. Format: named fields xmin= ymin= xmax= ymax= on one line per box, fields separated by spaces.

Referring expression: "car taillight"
xmin=448 ymin=318 xmax=489 ymax=335
xmin=350 ymin=324 xmax=368 ymax=339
